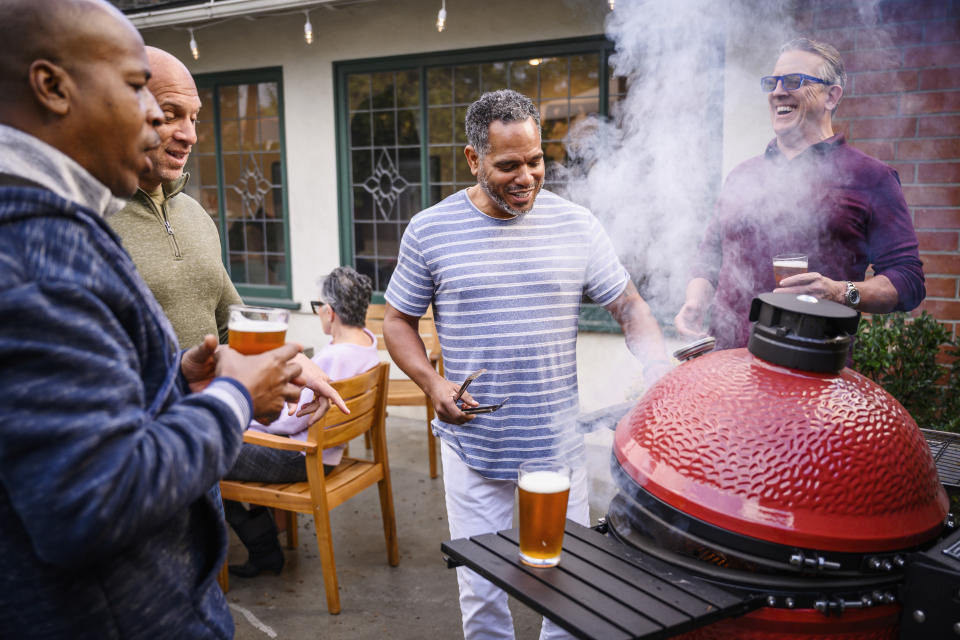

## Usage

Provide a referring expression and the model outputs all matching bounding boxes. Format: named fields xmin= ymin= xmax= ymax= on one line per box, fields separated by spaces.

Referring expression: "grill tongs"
xmin=454 ymin=368 xmax=509 ymax=415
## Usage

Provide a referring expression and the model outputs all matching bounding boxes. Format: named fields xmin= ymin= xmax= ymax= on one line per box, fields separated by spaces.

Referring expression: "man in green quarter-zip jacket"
xmin=110 ymin=46 xmax=241 ymax=348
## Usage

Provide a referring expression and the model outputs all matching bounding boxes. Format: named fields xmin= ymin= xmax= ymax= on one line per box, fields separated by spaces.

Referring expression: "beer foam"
xmin=519 ymin=470 xmax=570 ymax=494
xmin=228 ymin=318 xmax=288 ymax=332
xmin=773 ymin=259 xmax=807 ymax=268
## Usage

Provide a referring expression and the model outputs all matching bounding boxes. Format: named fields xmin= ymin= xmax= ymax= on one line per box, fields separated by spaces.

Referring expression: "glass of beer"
xmin=773 ymin=253 xmax=808 ymax=285
xmin=517 ymin=460 xmax=571 ymax=568
xmin=228 ymin=305 xmax=289 ymax=355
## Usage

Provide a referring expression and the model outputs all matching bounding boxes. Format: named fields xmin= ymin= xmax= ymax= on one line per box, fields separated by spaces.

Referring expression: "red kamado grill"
xmin=609 ymin=292 xmax=954 ymax=639
xmin=441 ymin=293 xmax=960 ymax=640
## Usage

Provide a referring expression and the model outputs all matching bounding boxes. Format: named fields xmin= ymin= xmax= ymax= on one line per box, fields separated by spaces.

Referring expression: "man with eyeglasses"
xmin=675 ymin=37 xmax=924 ymax=350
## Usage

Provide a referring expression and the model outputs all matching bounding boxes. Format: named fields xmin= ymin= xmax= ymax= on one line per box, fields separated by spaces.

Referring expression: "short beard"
xmin=477 ymin=170 xmax=542 ymax=217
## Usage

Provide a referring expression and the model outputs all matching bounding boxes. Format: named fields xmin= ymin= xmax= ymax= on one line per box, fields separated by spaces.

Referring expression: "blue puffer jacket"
xmin=0 ymin=186 xmax=244 ymax=638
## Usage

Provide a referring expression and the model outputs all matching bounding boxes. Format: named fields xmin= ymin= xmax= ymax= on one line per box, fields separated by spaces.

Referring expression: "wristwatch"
xmin=844 ymin=281 xmax=860 ymax=307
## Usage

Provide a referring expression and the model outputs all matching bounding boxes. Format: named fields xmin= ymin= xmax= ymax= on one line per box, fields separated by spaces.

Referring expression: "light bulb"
xmin=436 ymin=7 xmax=446 ymax=32
xmin=608 ymin=0 xmax=615 ymax=8
xmin=188 ymin=28 xmax=198 ymax=60
xmin=529 ymin=58 xmax=542 ymax=66
xmin=304 ymin=13 xmax=313 ymax=44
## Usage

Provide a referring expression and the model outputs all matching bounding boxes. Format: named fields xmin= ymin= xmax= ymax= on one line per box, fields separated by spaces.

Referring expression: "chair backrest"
xmin=307 ymin=362 xmax=389 ymax=450
xmin=366 ymin=303 xmax=440 ymax=362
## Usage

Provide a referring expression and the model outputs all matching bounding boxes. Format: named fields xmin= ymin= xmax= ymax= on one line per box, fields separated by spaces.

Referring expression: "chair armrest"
xmin=242 ymin=430 xmax=319 ymax=453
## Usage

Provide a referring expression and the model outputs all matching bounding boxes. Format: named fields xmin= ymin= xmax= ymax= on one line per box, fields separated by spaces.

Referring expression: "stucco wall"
xmin=141 ymin=0 xmax=609 ymax=310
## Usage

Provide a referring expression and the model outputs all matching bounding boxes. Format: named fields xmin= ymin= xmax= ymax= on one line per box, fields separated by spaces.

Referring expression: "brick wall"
xmin=797 ymin=0 xmax=960 ymax=340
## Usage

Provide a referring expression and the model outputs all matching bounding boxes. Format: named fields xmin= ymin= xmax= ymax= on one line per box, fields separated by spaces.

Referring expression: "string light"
xmin=188 ymin=27 xmax=199 ymax=60
xmin=436 ymin=0 xmax=446 ymax=32
xmin=303 ymin=11 xmax=313 ymax=44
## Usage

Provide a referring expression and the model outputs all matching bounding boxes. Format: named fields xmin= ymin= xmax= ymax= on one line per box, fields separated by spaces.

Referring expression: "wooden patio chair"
xmin=219 ymin=362 xmax=397 ymax=614
xmin=365 ymin=303 xmax=443 ymax=479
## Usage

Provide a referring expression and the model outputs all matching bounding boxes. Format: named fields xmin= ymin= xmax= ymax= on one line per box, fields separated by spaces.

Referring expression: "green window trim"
xmin=334 ymin=36 xmax=624 ymax=333
xmin=191 ymin=66 xmax=294 ymax=305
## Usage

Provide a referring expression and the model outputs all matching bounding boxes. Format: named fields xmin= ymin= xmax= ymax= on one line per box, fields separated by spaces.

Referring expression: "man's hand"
xmin=290 ymin=352 xmax=349 ymax=417
xmin=428 ymin=377 xmax=477 ymax=425
xmin=774 ymin=272 xmax=845 ymax=303
xmin=674 ymin=277 xmax=714 ymax=340
xmin=673 ymin=302 xmax=708 ymax=340
xmin=181 ymin=334 xmax=220 ymax=393
xmin=216 ymin=343 xmax=305 ymax=423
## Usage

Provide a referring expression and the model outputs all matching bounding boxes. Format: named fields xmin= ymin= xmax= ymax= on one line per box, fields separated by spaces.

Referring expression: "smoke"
xmin=567 ymin=0 xmax=896 ymax=518
xmin=557 ymin=0 xmax=808 ymax=318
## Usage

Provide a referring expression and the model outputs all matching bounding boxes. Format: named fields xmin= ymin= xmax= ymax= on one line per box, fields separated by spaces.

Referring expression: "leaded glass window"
xmin=337 ymin=38 xmax=615 ymax=293
xmin=185 ymin=68 xmax=292 ymax=303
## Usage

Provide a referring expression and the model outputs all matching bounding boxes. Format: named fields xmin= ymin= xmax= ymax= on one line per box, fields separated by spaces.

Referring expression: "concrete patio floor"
xmin=226 ymin=413 xmax=620 ymax=640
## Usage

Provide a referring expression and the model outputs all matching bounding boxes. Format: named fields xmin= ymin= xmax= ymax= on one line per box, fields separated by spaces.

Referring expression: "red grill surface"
xmin=614 ymin=348 xmax=948 ymax=552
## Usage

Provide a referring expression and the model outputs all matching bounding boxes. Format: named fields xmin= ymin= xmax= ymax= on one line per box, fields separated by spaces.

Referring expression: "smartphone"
xmin=462 ymin=397 xmax=509 ymax=415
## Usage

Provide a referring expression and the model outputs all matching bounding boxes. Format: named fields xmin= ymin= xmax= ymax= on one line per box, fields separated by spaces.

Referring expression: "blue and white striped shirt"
xmin=385 ymin=188 xmax=630 ymax=480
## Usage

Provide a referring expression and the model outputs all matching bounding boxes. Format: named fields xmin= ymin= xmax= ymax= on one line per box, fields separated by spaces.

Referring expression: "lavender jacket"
xmin=692 ymin=135 xmax=925 ymax=350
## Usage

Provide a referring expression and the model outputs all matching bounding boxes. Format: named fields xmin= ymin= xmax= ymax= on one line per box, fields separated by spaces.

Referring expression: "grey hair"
xmin=780 ymin=38 xmax=845 ymax=115
xmin=317 ymin=266 xmax=372 ymax=328
xmin=780 ymin=37 xmax=846 ymax=89
xmin=464 ymin=89 xmax=541 ymax=157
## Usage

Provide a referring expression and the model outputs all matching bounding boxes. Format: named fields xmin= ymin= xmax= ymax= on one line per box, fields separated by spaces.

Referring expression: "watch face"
xmin=846 ymin=283 xmax=860 ymax=306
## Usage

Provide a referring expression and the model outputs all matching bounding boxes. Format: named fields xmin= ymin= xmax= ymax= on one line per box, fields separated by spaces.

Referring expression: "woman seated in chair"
xmin=223 ymin=266 xmax=380 ymax=578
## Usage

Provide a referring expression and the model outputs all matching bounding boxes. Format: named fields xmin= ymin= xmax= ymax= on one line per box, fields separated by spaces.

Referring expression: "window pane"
xmin=267 ymin=255 xmax=286 ymax=286
xmin=428 ymin=106 xmax=453 ymax=144
xmin=397 ymin=109 xmax=420 ymax=145
xmin=454 ymin=64 xmax=480 ymax=104
xmin=371 ymin=72 xmax=395 ymax=109
xmin=539 ymin=57 xmax=568 ymax=100
xmin=571 ymin=54 xmax=600 ymax=97
xmin=454 ymin=106 xmax=467 ymax=145
xmin=352 ymin=150 xmax=373 ymax=187
xmin=220 ymin=120 xmax=240 ymax=152
xmin=510 ymin=60 xmax=537 ymax=98
xmin=219 ymin=86 xmax=238 ymax=119
xmin=354 ymin=221 xmax=374 ymax=254
xmin=350 ymin=112 xmax=371 ymax=147
xmin=429 ymin=146 xmax=453 ymax=183
xmin=258 ymin=83 xmax=279 ymax=117
xmin=353 ymin=187 xmax=374 ymax=221
xmin=376 ymin=223 xmax=400 ymax=261
xmin=480 ymin=62 xmax=508 ymax=93
xmin=397 ymin=147 xmax=421 ymax=183
xmin=259 ymin=117 xmax=280 ymax=151
xmin=427 ymin=67 xmax=452 ymax=105
xmin=349 ymin=74 xmax=371 ymax=111
xmin=396 ymin=186 xmax=421 ymax=222
xmin=373 ymin=111 xmax=396 ymax=147
xmin=396 ymin=70 xmax=419 ymax=108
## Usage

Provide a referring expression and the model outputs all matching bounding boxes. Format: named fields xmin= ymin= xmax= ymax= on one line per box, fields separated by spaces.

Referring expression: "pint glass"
xmin=772 ymin=253 xmax=808 ymax=285
xmin=227 ymin=305 xmax=289 ymax=355
xmin=517 ymin=460 xmax=571 ymax=567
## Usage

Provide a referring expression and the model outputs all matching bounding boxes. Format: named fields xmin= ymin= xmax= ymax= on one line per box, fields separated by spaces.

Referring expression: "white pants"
xmin=441 ymin=442 xmax=590 ymax=640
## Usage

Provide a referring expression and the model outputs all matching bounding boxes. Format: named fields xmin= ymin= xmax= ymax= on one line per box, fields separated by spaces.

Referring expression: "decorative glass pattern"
xmin=185 ymin=73 xmax=290 ymax=298
xmin=348 ymin=70 xmax=422 ymax=291
xmin=340 ymin=41 xmax=615 ymax=293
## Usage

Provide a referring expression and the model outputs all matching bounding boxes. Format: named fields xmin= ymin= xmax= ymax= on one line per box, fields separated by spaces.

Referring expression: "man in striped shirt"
xmin=383 ymin=89 xmax=668 ymax=640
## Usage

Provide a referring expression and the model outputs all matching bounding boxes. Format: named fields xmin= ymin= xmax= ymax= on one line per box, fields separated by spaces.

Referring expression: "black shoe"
xmin=228 ymin=555 xmax=283 ymax=578
xmin=225 ymin=505 xmax=285 ymax=578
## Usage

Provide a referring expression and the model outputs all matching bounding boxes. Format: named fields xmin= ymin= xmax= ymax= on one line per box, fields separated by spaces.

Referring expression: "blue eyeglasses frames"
xmin=760 ymin=73 xmax=830 ymax=92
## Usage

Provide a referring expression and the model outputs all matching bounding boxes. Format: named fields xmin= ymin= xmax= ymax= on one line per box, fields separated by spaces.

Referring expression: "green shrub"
xmin=852 ymin=311 xmax=960 ymax=433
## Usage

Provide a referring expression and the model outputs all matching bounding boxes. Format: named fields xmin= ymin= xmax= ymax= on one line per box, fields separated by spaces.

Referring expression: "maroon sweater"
xmin=692 ymin=135 xmax=925 ymax=350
